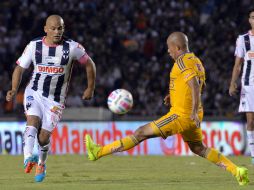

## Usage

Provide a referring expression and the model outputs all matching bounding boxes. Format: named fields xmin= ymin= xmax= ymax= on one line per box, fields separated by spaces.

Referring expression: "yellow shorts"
xmin=150 ymin=111 xmax=203 ymax=142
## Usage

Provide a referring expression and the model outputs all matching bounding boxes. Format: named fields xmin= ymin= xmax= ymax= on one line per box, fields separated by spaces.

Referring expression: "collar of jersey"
xmin=175 ymin=51 xmax=190 ymax=61
xmin=42 ymin=36 xmax=61 ymax=47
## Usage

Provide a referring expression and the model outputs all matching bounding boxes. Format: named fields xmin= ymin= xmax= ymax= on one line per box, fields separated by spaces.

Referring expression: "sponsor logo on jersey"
xmin=37 ymin=65 xmax=65 ymax=74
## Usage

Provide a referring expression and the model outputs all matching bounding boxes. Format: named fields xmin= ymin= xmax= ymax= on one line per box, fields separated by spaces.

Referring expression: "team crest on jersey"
xmin=62 ymin=50 xmax=69 ymax=59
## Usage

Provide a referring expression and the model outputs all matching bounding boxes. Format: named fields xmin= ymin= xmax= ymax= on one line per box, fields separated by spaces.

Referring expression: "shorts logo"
xmin=26 ymin=96 xmax=34 ymax=101
xmin=26 ymin=103 xmax=32 ymax=110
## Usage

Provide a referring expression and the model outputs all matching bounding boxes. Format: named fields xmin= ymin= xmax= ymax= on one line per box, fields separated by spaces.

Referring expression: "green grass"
xmin=0 ymin=155 xmax=253 ymax=190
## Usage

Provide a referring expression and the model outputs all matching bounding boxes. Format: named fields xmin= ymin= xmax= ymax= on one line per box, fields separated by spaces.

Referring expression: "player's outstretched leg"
xmin=85 ymin=134 xmax=139 ymax=161
xmin=23 ymin=126 xmax=38 ymax=173
xmin=188 ymin=142 xmax=249 ymax=186
xmin=85 ymin=123 xmax=156 ymax=161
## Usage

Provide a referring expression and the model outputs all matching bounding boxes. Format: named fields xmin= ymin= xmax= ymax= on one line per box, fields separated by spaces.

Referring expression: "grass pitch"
xmin=0 ymin=155 xmax=253 ymax=190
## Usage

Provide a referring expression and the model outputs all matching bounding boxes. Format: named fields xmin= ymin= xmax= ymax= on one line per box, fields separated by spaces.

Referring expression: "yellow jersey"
xmin=169 ymin=52 xmax=205 ymax=116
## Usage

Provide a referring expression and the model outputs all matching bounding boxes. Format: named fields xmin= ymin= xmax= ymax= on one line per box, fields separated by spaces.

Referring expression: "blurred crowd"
xmin=0 ymin=0 xmax=253 ymax=118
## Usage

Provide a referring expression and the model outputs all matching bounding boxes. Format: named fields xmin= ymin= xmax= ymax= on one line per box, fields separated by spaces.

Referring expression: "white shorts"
xmin=23 ymin=88 xmax=64 ymax=132
xmin=239 ymin=85 xmax=254 ymax=112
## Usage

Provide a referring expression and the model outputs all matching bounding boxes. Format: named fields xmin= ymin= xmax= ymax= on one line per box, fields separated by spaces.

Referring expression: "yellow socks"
xmin=205 ymin=148 xmax=237 ymax=176
xmin=98 ymin=135 xmax=139 ymax=158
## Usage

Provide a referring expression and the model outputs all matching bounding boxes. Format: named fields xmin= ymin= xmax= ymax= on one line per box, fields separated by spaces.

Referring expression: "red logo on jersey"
xmin=37 ymin=65 xmax=64 ymax=74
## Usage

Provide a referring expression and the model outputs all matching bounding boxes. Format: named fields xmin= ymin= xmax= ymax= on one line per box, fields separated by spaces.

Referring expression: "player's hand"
xmin=6 ymin=90 xmax=17 ymax=102
xmin=190 ymin=112 xmax=200 ymax=128
xmin=229 ymin=82 xmax=238 ymax=96
xmin=82 ymin=87 xmax=94 ymax=100
xmin=164 ymin=94 xmax=170 ymax=106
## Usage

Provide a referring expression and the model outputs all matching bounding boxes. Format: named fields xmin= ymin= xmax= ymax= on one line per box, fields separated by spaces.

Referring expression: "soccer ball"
xmin=107 ymin=89 xmax=133 ymax=114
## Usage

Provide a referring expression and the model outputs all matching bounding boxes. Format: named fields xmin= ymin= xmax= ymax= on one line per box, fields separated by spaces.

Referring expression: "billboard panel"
xmin=0 ymin=121 xmax=247 ymax=156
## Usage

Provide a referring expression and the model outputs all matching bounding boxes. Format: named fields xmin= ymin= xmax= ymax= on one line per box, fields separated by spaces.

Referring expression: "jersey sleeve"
xmin=73 ymin=43 xmax=90 ymax=64
xmin=16 ymin=42 xmax=33 ymax=69
xmin=181 ymin=68 xmax=197 ymax=83
xmin=234 ymin=36 xmax=244 ymax=58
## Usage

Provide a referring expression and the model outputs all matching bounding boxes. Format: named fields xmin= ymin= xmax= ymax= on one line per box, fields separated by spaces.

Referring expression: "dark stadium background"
xmin=0 ymin=0 xmax=252 ymax=120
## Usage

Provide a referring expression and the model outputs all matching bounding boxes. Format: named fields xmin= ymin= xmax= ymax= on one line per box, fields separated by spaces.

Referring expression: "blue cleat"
xmin=35 ymin=164 xmax=46 ymax=182
xmin=24 ymin=155 xmax=38 ymax=173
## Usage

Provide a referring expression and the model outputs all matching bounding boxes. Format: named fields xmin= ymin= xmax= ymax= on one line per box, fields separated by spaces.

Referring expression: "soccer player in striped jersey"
xmin=229 ymin=8 xmax=254 ymax=165
xmin=86 ymin=32 xmax=249 ymax=186
xmin=6 ymin=15 xmax=96 ymax=182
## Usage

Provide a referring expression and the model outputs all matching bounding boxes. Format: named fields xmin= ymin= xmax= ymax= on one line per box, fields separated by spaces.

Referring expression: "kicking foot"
xmin=85 ymin=134 xmax=101 ymax=161
xmin=235 ymin=167 xmax=249 ymax=186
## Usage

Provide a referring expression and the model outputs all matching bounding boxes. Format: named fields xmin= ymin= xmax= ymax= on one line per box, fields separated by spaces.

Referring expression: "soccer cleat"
xmin=35 ymin=164 xmax=46 ymax=182
xmin=235 ymin=167 xmax=249 ymax=186
xmin=85 ymin=134 xmax=101 ymax=161
xmin=24 ymin=155 xmax=38 ymax=173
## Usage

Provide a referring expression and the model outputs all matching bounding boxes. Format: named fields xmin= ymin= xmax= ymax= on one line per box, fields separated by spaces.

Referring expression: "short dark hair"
xmin=248 ymin=8 xmax=254 ymax=17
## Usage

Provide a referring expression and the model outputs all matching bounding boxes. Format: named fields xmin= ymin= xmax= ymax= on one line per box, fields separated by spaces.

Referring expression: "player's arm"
xmin=229 ymin=56 xmax=243 ymax=96
xmin=164 ymin=94 xmax=170 ymax=106
xmin=187 ymin=76 xmax=200 ymax=128
xmin=6 ymin=65 xmax=25 ymax=101
xmin=82 ymin=57 xmax=96 ymax=100
xmin=6 ymin=42 xmax=32 ymax=102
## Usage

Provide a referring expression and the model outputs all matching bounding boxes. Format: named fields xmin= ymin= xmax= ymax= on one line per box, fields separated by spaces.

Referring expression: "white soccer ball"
xmin=107 ymin=89 xmax=133 ymax=114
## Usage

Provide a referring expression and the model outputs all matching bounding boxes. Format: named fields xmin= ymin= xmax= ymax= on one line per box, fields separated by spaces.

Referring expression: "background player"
xmin=6 ymin=15 xmax=96 ymax=182
xmin=229 ymin=8 xmax=254 ymax=165
xmin=86 ymin=32 xmax=249 ymax=186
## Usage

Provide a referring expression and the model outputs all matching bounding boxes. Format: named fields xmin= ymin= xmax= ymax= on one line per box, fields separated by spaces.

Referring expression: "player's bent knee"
xmin=38 ymin=138 xmax=50 ymax=146
xmin=26 ymin=115 xmax=41 ymax=129
xmin=38 ymin=130 xmax=51 ymax=146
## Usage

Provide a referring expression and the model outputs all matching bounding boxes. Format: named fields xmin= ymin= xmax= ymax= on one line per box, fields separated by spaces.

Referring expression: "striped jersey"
xmin=235 ymin=30 xmax=254 ymax=86
xmin=17 ymin=36 xmax=90 ymax=104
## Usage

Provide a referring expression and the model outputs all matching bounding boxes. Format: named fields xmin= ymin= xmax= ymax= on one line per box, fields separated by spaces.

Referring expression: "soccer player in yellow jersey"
xmin=85 ymin=32 xmax=249 ymax=185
